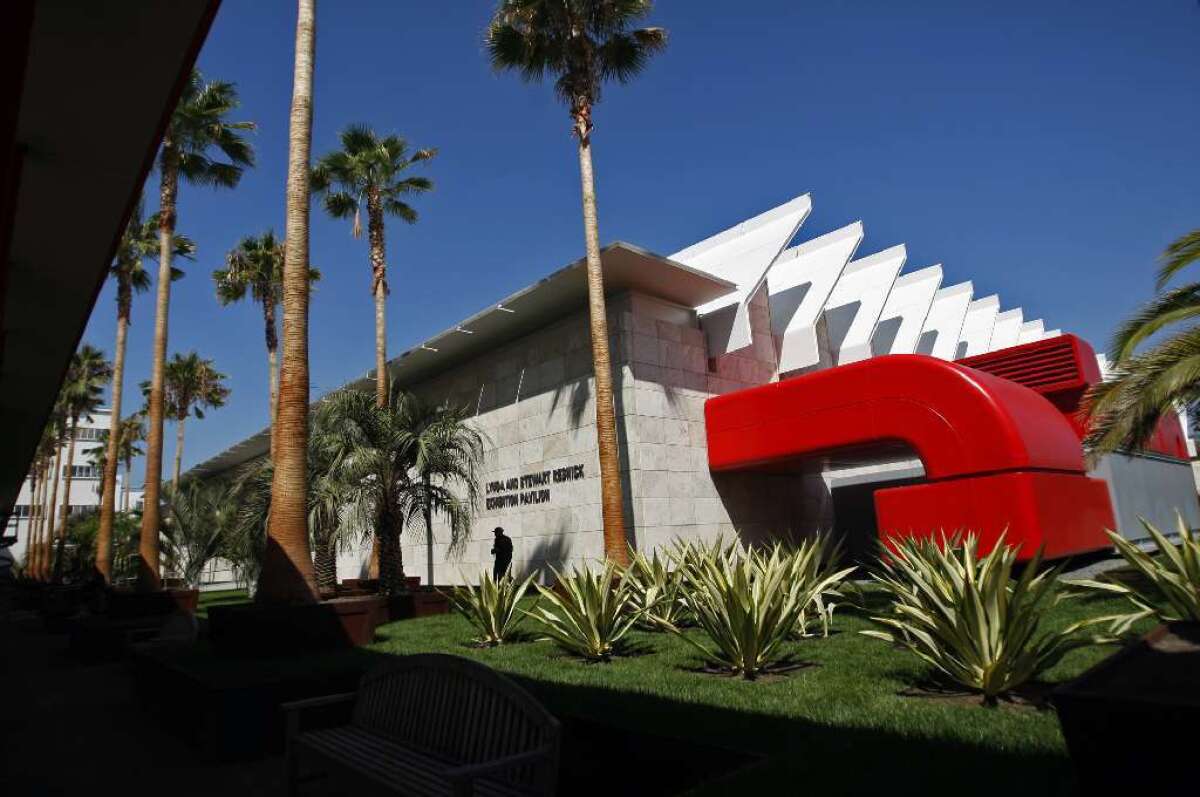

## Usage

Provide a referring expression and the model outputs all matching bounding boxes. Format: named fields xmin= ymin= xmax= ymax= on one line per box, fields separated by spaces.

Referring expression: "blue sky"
xmin=81 ymin=0 xmax=1200 ymax=483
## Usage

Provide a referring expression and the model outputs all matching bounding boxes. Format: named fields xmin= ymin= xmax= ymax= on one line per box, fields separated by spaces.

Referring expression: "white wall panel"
xmin=819 ymin=245 xmax=906 ymax=365
xmin=1017 ymin=319 xmax=1045 ymax=344
xmin=768 ymin=223 xmax=864 ymax=373
xmin=988 ymin=308 xmax=1024 ymax=351
xmin=870 ymin=264 xmax=942 ymax=355
xmin=916 ymin=282 xmax=973 ymax=360
xmin=957 ymin=295 xmax=1000 ymax=358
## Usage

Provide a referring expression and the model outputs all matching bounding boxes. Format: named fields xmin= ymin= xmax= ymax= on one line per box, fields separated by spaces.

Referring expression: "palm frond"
xmin=1084 ymin=325 xmax=1200 ymax=454
xmin=1109 ymin=282 xmax=1200 ymax=362
xmin=1157 ymin=229 xmax=1200 ymax=291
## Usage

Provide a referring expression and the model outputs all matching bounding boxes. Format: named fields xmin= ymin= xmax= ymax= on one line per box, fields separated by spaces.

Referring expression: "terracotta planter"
xmin=379 ymin=588 xmax=450 ymax=623
xmin=104 ymin=587 xmax=199 ymax=618
xmin=208 ymin=595 xmax=385 ymax=652
xmin=1054 ymin=622 xmax=1200 ymax=790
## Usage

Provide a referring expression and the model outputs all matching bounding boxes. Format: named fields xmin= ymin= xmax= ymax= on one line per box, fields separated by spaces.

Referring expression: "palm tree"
xmin=238 ymin=408 xmax=356 ymax=595
xmin=87 ymin=417 xmax=146 ymax=510
xmin=27 ymin=427 xmax=56 ymax=580
xmin=397 ymin=397 xmax=484 ymax=589
xmin=54 ymin=346 xmax=112 ymax=580
xmin=140 ymin=70 xmax=254 ymax=591
xmin=320 ymin=387 xmax=483 ymax=595
xmin=116 ymin=415 xmax=147 ymax=513
xmin=38 ymin=408 xmax=66 ymax=581
xmin=96 ymin=203 xmax=192 ymax=582
xmin=1084 ymin=228 xmax=1200 ymax=454
xmin=159 ymin=481 xmax=237 ymax=588
xmin=213 ymin=230 xmax=320 ymax=456
xmin=311 ymin=125 xmax=435 ymax=408
xmin=143 ymin=352 xmax=229 ymax=488
xmin=259 ymin=0 xmax=319 ymax=604
xmin=486 ymin=0 xmax=667 ymax=565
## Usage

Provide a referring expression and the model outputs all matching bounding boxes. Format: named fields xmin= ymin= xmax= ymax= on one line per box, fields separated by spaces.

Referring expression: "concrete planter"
xmin=1054 ymin=622 xmax=1200 ymax=790
xmin=208 ymin=595 xmax=384 ymax=652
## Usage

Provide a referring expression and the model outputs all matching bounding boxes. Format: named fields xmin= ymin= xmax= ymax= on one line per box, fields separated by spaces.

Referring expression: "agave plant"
xmin=782 ymin=535 xmax=857 ymax=638
xmin=445 ymin=570 xmax=538 ymax=647
xmin=665 ymin=544 xmax=810 ymax=679
xmin=623 ymin=545 xmax=689 ymax=629
xmin=862 ymin=533 xmax=1088 ymax=705
xmin=526 ymin=561 xmax=640 ymax=661
xmin=1067 ymin=515 xmax=1200 ymax=635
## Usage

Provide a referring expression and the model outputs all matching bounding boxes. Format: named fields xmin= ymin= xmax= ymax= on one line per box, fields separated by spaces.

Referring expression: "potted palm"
xmin=323 ymin=387 xmax=482 ymax=623
xmin=1056 ymin=517 xmax=1200 ymax=790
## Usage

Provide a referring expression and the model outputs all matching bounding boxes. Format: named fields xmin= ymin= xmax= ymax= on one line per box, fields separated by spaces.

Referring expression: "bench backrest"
xmin=353 ymin=654 xmax=560 ymax=791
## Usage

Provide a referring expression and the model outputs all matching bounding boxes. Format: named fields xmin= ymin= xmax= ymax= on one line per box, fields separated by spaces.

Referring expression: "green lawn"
xmin=195 ymin=587 xmax=250 ymax=620
xmin=180 ymin=584 xmax=1147 ymax=795
xmin=363 ymin=588 xmax=1147 ymax=796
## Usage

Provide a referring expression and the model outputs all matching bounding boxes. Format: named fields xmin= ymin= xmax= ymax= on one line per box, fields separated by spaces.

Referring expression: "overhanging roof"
xmin=0 ymin=1 xmax=221 ymax=521
xmin=186 ymin=242 xmax=736 ymax=479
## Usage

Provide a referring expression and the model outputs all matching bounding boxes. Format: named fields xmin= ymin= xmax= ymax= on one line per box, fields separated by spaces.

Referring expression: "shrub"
xmin=623 ymin=545 xmax=689 ymax=629
xmin=1067 ymin=515 xmax=1200 ymax=634
xmin=445 ymin=570 xmax=538 ymax=646
xmin=862 ymin=533 xmax=1088 ymax=705
xmin=665 ymin=544 xmax=810 ymax=679
xmin=782 ymin=534 xmax=857 ymax=638
xmin=526 ymin=561 xmax=640 ymax=661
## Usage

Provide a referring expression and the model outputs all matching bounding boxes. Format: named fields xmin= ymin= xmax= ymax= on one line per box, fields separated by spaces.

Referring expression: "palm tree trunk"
xmin=264 ymin=298 xmax=279 ymax=459
xmin=44 ymin=453 xmax=60 ymax=580
xmin=378 ymin=509 xmax=402 ymax=596
xmin=96 ymin=308 xmax=129 ymax=582
xmin=139 ymin=147 xmax=180 ymax=592
xmin=574 ymin=113 xmax=628 ymax=566
xmin=259 ymin=0 xmax=319 ymax=604
xmin=368 ymin=195 xmax=388 ymax=408
xmin=54 ymin=417 xmax=79 ymax=582
xmin=172 ymin=415 xmax=186 ymax=487
xmin=41 ymin=450 xmax=61 ymax=581
xmin=27 ymin=469 xmax=41 ymax=578
xmin=424 ymin=476 xmax=434 ymax=588
xmin=313 ymin=539 xmax=337 ymax=594
xmin=123 ymin=457 xmax=131 ymax=513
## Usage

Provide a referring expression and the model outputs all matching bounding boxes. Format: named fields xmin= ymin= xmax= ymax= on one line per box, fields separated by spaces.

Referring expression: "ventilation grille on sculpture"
xmin=955 ymin=336 xmax=1090 ymax=397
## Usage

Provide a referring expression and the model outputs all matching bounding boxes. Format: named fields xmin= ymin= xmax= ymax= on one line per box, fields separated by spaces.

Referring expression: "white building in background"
xmin=4 ymin=407 xmax=143 ymax=565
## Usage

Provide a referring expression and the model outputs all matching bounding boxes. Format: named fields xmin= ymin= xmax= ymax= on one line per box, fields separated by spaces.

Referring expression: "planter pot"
xmin=208 ymin=595 xmax=384 ymax=652
xmin=1054 ymin=622 xmax=1200 ymax=790
xmin=379 ymin=588 xmax=449 ymax=623
xmin=39 ymin=584 xmax=88 ymax=628
xmin=104 ymin=587 xmax=199 ymax=619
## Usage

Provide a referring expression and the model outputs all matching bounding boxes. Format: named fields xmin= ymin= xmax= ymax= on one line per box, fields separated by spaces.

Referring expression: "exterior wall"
xmin=1092 ymin=453 xmax=1200 ymax=542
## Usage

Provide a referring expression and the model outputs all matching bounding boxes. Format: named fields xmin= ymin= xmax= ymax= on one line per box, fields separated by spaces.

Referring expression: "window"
xmin=10 ymin=504 xmax=31 ymax=518
xmin=64 ymin=464 xmax=100 ymax=480
xmin=69 ymin=505 xmax=96 ymax=517
xmin=73 ymin=427 xmax=104 ymax=441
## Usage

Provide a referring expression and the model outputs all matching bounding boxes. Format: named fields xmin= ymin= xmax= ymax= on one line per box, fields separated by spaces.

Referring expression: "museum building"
xmin=189 ymin=195 xmax=1200 ymax=583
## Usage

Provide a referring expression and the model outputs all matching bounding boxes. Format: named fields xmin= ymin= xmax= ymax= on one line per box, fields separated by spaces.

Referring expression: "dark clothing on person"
xmin=491 ymin=530 xmax=513 ymax=580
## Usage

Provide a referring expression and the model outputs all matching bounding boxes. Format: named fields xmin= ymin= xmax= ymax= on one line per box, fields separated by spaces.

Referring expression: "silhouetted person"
xmin=491 ymin=527 xmax=512 ymax=581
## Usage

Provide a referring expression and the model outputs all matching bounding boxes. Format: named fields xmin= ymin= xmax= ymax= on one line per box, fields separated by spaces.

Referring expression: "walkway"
xmin=0 ymin=600 xmax=286 ymax=796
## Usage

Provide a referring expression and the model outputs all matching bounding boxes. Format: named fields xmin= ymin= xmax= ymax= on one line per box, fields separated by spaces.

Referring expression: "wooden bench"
xmin=284 ymin=654 xmax=561 ymax=796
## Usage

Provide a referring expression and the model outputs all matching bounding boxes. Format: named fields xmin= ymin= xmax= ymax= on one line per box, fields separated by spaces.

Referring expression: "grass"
xmin=195 ymin=588 xmax=249 ymax=620
xmin=177 ymin=582 xmax=1149 ymax=794
xmin=366 ymin=588 xmax=1150 ymax=795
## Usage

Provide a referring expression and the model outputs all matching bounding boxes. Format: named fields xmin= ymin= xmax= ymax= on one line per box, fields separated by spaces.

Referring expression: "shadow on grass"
xmin=136 ymin=636 xmax=1078 ymax=796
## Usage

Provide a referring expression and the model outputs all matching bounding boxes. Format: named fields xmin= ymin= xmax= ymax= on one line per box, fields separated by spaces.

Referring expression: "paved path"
xmin=0 ymin=601 xmax=289 ymax=796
